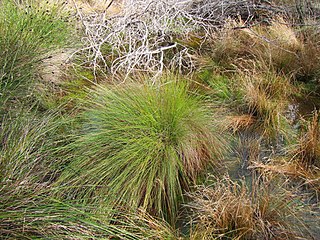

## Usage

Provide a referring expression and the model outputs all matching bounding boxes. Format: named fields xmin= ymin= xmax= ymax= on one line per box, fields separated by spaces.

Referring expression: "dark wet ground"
xmin=295 ymin=95 xmax=320 ymax=117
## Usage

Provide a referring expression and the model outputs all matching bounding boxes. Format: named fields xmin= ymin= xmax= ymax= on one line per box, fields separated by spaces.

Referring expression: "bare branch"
xmin=71 ymin=0 xmax=320 ymax=80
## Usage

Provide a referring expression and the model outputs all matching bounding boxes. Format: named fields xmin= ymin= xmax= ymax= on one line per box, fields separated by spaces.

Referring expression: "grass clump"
xmin=0 ymin=0 xmax=73 ymax=112
xmin=0 ymin=111 xmax=178 ymax=239
xmin=58 ymin=79 xmax=225 ymax=222
xmin=294 ymin=111 xmax=320 ymax=168
xmin=0 ymin=112 xmax=66 ymax=186
xmin=208 ymin=18 xmax=302 ymax=73
xmin=295 ymin=27 xmax=320 ymax=82
xmin=187 ymin=175 xmax=309 ymax=240
xmin=233 ymin=71 xmax=296 ymax=139
xmin=0 ymin=187 xmax=179 ymax=240
xmin=1 ymin=190 xmax=114 ymax=239
xmin=197 ymin=70 xmax=239 ymax=104
xmin=198 ymin=68 xmax=295 ymax=138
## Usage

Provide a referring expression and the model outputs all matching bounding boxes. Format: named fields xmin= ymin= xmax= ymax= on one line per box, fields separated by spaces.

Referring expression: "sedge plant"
xmin=0 ymin=111 xmax=178 ymax=239
xmin=0 ymin=185 xmax=180 ymax=239
xmin=58 ymin=79 xmax=225 ymax=223
xmin=187 ymin=175 xmax=310 ymax=240
xmin=0 ymin=0 xmax=73 ymax=113
xmin=232 ymin=70 xmax=296 ymax=140
xmin=0 ymin=111 xmax=67 ymax=186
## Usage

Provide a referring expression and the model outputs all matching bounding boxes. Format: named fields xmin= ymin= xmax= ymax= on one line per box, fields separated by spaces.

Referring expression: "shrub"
xmin=58 ymin=80 xmax=225 ymax=222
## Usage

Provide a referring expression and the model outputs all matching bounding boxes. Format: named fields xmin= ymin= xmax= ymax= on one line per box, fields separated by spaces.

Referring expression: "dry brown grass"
xmin=234 ymin=70 xmax=295 ymax=138
xmin=209 ymin=17 xmax=303 ymax=75
xmin=296 ymin=29 xmax=320 ymax=81
xmin=251 ymin=159 xmax=320 ymax=196
xmin=294 ymin=111 xmax=320 ymax=168
xmin=187 ymin=175 xmax=308 ymax=240
xmin=209 ymin=16 xmax=320 ymax=86
xmin=254 ymin=17 xmax=302 ymax=71
xmin=251 ymin=111 xmax=320 ymax=194
xmin=226 ymin=114 xmax=256 ymax=132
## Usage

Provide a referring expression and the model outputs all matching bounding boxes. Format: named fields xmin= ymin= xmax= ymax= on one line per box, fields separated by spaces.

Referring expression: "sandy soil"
xmin=38 ymin=0 xmax=122 ymax=83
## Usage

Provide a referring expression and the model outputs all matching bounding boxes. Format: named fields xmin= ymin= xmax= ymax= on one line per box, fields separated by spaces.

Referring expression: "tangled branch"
xmin=71 ymin=0 xmax=320 ymax=79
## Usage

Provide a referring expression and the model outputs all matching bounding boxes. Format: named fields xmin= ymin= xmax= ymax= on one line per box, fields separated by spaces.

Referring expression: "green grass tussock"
xmin=58 ymin=79 xmax=225 ymax=223
xmin=1 ymin=0 xmax=320 ymax=238
xmin=0 ymin=0 xmax=73 ymax=112
xmin=0 ymin=187 xmax=180 ymax=240
xmin=0 ymin=112 xmax=178 ymax=239
xmin=0 ymin=112 xmax=66 ymax=186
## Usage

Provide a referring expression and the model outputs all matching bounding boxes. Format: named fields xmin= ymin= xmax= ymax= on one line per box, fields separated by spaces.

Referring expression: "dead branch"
xmin=71 ymin=0 xmax=320 ymax=80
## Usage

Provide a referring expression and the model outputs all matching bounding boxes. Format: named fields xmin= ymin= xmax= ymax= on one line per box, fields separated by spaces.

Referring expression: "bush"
xmin=58 ymin=79 xmax=225 ymax=223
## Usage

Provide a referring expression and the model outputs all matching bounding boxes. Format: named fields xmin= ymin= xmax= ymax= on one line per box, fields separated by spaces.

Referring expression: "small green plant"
xmin=198 ymin=70 xmax=235 ymax=102
xmin=58 ymin=79 xmax=225 ymax=223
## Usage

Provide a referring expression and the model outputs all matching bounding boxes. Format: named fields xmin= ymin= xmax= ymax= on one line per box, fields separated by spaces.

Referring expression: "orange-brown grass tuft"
xmin=226 ymin=114 xmax=256 ymax=132
xmin=252 ymin=112 xmax=320 ymax=193
xmin=252 ymin=159 xmax=320 ymax=194
xmin=187 ymin=175 xmax=308 ymax=240
xmin=294 ymin=111 xmax=320 ymax=168
xmin=234 ymin=70 xmax=295 ymax=138
xmin=208 ymin=17 xmax=303 ymax=73
xmin=296 ymin=29 xmax=320 ymax=81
